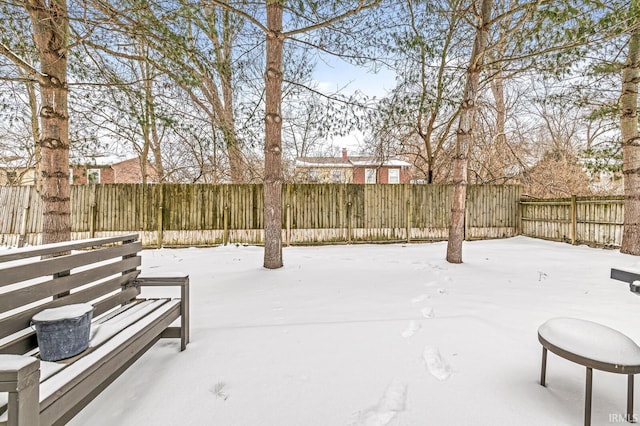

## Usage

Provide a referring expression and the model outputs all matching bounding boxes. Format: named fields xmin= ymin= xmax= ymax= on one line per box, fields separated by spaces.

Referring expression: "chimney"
xmin=342 ymin=148 xmax=348 ymax=162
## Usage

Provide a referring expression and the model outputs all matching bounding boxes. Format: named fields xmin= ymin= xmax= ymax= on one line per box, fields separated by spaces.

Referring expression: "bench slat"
xmin=0 ymin=333 xmax=37 ymax=357
xmin=0 ymin=234 xmax=139 ymax=264
xmin=0 ymin=272 xmax=140 ymax=349
xmin=92 ymin=286 xmax=141 ymax=318
xmin=0 ymin=242 xmax=142 ymax=288
xmin=0 ymin=256 xmax=141 ymax=315
xmin=89 ymin=300 xmax=160 ymax=348
xmin=93 ymin=299 xmax=144 ymax=325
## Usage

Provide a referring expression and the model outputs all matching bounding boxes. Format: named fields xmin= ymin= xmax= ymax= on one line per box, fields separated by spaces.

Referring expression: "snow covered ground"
xmin=67 ymin=236 xmax=640 ymax=426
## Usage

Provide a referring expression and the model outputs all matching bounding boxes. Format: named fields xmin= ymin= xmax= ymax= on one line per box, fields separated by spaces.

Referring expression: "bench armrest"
xmin=611 ymin=268 xmax=640 ymax=284
xmin=135 ymin=273 xmax=189 ymax=287
xmin=611 ymin=268 xmax=640 ymax=295
xmin=134 ymin=274 xmax=190 ymax=351
xmin=0 ymin=355 xmax=40 ymax=426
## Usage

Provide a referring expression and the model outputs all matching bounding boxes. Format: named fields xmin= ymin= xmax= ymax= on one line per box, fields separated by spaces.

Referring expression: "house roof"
xmin=350 ymin=157 xmax=412 ymax=167
xmin=295 ymin=158 xmax=352 ymax=168
xmin=295 ymin=155 xmax=411 ymax=168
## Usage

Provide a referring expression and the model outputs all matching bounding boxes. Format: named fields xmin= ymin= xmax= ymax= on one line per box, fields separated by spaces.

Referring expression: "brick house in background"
xmin=0 ymin=167 xmax=37 ymax=186
xmin=294 ymin=149 xmax=412 ymax=184
xmin=70 ymin=158 xmax=158 ymax=184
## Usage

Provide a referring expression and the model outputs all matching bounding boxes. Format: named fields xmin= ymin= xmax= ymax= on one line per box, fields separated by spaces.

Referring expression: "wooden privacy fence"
xmin=519 ymin=195 xmax=624 ymax=247
xmin=0 ymin=184 xmax=521 ymax=247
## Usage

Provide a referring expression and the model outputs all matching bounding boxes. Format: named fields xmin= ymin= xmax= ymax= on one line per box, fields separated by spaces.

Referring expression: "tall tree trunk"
xmin=621 ymin=0 xmax=640 ymax=255
xmin=263 ymin=0 xmax=284 ymax=269
xmin=225 ymin=126 xmax=245 ymax=183
xmin=491 ymin=70 xmax=506 ymax=161
xmin=26 ymin=0 xmax=70 ymax=244
xmin=140 ymin=131 xmax=150 ymax=185
xmin=446 ymin=0 xmax=492 ymax=263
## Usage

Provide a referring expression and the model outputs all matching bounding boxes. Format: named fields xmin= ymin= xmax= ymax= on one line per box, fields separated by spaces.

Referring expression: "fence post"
xmin=89 ymin=185 xmax=97 ymax=239
xmin=89 ymin=203 xmax=96 ymax=238
xmin=517 ymin=198 xmax=523 ymax=236
xmin=570 ymin=195 xmax=577 ymax=245
xmin=223 ymin=206 xmax=229 ymax=246
xmin=406 ymin=199 xmax=411 ymax=243
xmin=347 ymin=202 xmax=352 ymax=244
xmin=157 ymin=184 xmax=164 ymax=249
xmin=286 ymin=204 xmax=291 ymax=247
xmin=17 ymin=190 xmax=31 ymax=248
xmin=463 ymin=187 xmax=470 ymax=241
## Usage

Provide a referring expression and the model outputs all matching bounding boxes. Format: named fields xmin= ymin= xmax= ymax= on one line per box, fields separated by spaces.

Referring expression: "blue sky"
xmin=312 ymin=55 xmax=396 ymax=98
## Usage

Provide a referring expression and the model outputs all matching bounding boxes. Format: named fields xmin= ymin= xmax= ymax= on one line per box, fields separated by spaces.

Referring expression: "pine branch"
xmin=284 ymin=0 xmax=383 ymax=38
xmin=208 ymin=0 xmax=269 ymax=33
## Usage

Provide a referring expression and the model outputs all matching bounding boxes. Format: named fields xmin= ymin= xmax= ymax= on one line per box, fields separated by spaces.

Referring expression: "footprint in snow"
xmin=350 ymin=380 xmax=407 ymax=426
xmin=210 ymin=382 xmax=230 ymax=400
xmin=411 ymin=294 xmax=429 ymax=304
xmin=421 ymin=307 xmax=434 ymax=318
xmin=428 ymin=262 xmax=446 ymax=270
xmin=423 ymin=346 xmax=452 ymax=381
xmin=401 ymin=320 xmax=421 ymax=338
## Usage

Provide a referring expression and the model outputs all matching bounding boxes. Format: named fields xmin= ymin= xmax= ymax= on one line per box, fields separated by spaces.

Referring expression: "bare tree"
xmin=368 ymin=0 xmax=467 ymax=184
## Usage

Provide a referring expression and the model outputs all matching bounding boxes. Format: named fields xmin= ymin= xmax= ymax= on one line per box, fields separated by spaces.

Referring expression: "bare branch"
xmin=0 ymin=41 xmax=47 ymax=84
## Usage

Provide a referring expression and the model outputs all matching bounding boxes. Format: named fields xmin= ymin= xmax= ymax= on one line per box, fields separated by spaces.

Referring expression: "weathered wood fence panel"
xmin=0 ymin=184 xmax=520 ymax=247
xmin=520 ymin=196 xmax=624 ymax=247
xmin=467 ymin=185 xmax=521 ymax=240
xmin=0 ymin=186 xmax=41 ymax=246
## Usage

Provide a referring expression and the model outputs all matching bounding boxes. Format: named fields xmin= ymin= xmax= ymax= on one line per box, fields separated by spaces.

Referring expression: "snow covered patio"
xmin=69 ymin=236 xmax=640 ymax=426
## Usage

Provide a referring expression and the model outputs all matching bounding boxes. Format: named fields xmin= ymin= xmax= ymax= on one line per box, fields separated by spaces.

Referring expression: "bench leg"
xmin=585 ymin=367 xmax=593 ymax=426
xmin=540 ymin=347 xmax=547 ymax=386
xmin=629 ymin=375 xmax=635 ymax=423
xmin=180 ymin=277 xmax=190 ymax=351
xmin=0 ymin=356 xmax=40 ymax=426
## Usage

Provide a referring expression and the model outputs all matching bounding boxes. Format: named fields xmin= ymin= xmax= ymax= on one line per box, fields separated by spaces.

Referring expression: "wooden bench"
xmin=0 ymin=234 xmax=189 ymax=426
xmin=538 ymin=268 xmax=640 ymax=426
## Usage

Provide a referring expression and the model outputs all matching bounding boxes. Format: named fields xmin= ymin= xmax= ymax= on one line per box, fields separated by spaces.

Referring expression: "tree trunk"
xmin=620 ymin=0 xmax=640 ymax=255
xmin=26 ymin=0 xmax=70 ymax=245
xmin=225 ymin=127 xmax=245 ymax=183
xmin=263 ymin=0 xmax=284 ymax=269
xmin=491 ymin=70 xmax=506 ymax=166
xmin=446 ymin=0 xmax=493 ymax=263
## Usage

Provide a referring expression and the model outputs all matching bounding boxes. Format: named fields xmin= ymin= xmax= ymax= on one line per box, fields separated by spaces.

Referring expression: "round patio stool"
xmin=538 ymin=317 xmax=640 ymax=426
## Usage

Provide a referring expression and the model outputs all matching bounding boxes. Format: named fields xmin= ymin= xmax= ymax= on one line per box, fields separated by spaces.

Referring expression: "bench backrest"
xmin=0 ymin=234 xmax=142 ymax=355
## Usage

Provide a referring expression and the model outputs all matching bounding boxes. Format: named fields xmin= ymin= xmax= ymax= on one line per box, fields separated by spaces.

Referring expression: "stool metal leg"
xmin=585 ymin=367 xmax=593 ymax=426
xmin=629 ymin=375 xmax=635 ymax=423
xmin=541 ymin=347 xmax=547 ymax=386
